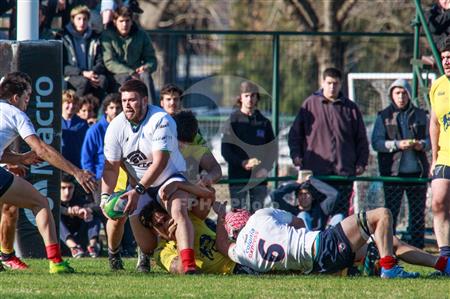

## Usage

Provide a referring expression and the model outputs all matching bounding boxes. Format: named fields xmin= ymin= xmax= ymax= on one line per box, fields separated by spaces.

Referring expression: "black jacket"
xmin=221 ymin=109 xmax=276 ymax=182
xmin=62 ymin=25 xmax=105 ymax=77
xmin=377 ymin=104 xmax=429 ymax=177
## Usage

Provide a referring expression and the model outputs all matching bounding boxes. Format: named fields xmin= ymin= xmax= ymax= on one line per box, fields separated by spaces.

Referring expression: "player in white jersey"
xmin=101 ymin=79 xmax=197 ymax=273
xmin=215 ymin=205 xmax=450 ymax=278
xmin=0 ymin=72 xmax=96 ymax=273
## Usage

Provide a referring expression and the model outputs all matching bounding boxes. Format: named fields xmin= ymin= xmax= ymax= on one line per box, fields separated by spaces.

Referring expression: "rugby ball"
xmin=103 ymin=191 xmax=128 ymax=219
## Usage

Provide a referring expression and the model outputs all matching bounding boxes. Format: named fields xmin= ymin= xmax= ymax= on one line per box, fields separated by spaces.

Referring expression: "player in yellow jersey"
xmin=139 ymin=198 xmax=256 ymax=275
xmin=429 ymin=37 xmax=450 ymax=270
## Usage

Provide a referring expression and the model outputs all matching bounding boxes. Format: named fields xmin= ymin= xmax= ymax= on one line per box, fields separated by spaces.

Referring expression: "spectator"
xmin=100 ymin=0 xmax=142 ymax=29
xmin=429 ymin=37 xmax=450 ymax=268
xmin=101 ymin=6 xmax=157 ymax=102
xmin=271 ymin=171 xmax=344 ymax=231
xmin=62 ymin=5 xmax=107 ymax=99
xmin=81 ymin=93 xmax=121 ymax=181
xmin=62 ymin=89 xmax=89 ymax=168
xmin=60 ymin=173 xmax=102 ymax=258
xmin=77 ymin=93 xmax=100 ymax=124
xmin=159 ymin=84 xmax=222 ymax=185
xmin=372 ymin=79 xmax=430 ymax=248
xmin=288 ymin=67 xmax=369 ymax=216
xmin=426 ymin=0 xmax=450 ymax=48
xmin=221 ymin=81 xmax=276 ymax=213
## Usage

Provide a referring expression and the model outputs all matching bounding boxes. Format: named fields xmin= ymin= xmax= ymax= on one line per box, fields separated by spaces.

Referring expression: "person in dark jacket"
xmin=426 ymin=0 xmax=450 ymax=48
xmin=271 ymin=174 xmax=344 ymax=231
xmin=60 ymin=173 xmax=102 ymax=258
xmin=288 ymin=67 xmax=369 ymax=216
xmin=100 ymin=5 xmax=157 ymax=102
xmin=372 ymin=79 xmax=430 ymax=249
xmin=221 ymin=81 xmax=276 ymax=213
xmin=62 ymin=5 xmax=107 ymax=98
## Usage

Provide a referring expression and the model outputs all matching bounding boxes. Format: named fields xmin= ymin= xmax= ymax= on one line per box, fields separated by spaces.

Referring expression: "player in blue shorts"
xmin=215 ymin=205 xmax=450 ymax=278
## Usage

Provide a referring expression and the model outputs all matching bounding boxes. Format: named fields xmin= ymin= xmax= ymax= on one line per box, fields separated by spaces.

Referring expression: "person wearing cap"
xmin=221 ymin=81 xmax=276 ymax=213
xmin=270 ymin=173 xmax=344 ymax=231
xmin=288 ymin=67 xmax=369 ymax=218
xmin=371 ymin=79 xmax=430 ymax=249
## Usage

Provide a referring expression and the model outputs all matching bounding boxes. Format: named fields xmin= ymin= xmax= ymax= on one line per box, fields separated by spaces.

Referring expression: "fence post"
xmin=272 ymin=33 xmax=280 ymax=188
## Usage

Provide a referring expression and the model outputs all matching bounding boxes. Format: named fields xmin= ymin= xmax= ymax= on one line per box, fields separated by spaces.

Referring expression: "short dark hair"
xmin=80 ymin=93 xmax=100 ymax=114
xmin=102 ymin=93 xmax=122 ymax=113
xmin=113 ymin=5 xmax=133 ymax=20
xmin=159 ymin=84 xmax=183 ymax=101
xmin=235 ymin=81 xmax=261 ymax=107
xmin=119 ymin=79 xmax=148 ymax=98
xmin=0 ymin=71 xmax=32 ymax=99
xmin=322 ymin=67 xmax=342 ymax=80
xmin=61 ymin=173 xmax=75 ymax=184
xmin=439 ymin=36 xmax=450 ymax=53
xmin=139 ymin=200 xmax=167 ymax=229
xmin=172 ymin=110 xmax=198 ymax=143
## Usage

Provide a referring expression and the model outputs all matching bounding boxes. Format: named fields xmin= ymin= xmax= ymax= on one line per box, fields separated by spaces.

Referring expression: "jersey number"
xmin=258 ymin=239 xmax=285 ymax=262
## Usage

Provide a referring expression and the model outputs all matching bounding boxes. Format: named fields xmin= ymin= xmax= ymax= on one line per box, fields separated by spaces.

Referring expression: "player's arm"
xmin=24 ymin=134 xmax=96 ymax=193
xmin=122 ymin=150 xmax=169 ymax=213
xmin=0 ymin=149 xmax=41 ymax=165
xmin=198 ymin=152 xmax=222 ymax=186
xmin=101 ymin=159 xmax=121 ymax=195
xmin=213 ymin=202 xmax=234 ymax=257
xmin=429 ymin=109 xmax=440 ymax=172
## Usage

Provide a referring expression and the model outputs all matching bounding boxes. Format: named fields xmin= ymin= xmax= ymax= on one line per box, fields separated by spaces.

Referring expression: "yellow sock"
xmin=1 ymin=246 xmax=14 ymax=255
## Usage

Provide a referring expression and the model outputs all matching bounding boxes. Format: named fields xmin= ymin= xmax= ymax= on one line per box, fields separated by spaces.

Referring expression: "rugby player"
xmin=0 ymin=71 xmax=96 ymax=273
xmin=101 ymin=79 xmax=197 ymax=274
xmin=215 ymin=204 xmax=450 ymax=278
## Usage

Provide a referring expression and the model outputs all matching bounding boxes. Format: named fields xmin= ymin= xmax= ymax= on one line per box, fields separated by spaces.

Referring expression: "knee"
xmin=2 ymin=204 xmax=18 ymax=219
xmin=432 ymin=197 xmax=447 ymax=214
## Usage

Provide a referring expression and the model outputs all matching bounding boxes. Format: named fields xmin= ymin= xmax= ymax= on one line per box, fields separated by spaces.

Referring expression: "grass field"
xmin=0 ymin=258 xmax=449 ymax=298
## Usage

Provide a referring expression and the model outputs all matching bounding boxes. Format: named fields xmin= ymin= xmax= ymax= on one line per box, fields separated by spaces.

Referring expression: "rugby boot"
xmin=49 ymin=260 xmax=75 ymax=274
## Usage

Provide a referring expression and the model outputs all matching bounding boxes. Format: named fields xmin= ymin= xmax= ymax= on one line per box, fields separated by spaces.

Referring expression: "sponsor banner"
xmin=0 ymin=41 xmax=62 ymax=257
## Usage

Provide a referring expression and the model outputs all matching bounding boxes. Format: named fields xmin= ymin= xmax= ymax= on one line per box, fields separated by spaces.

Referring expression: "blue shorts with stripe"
xmin=0 ymin=167 xmax=14 ymax=198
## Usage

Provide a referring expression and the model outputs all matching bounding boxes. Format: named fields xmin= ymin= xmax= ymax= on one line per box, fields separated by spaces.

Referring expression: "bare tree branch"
xmin=286 ymin=0 xmax=319 ymax=30
xmin=336 ymin=0 xmax=358 ymax=24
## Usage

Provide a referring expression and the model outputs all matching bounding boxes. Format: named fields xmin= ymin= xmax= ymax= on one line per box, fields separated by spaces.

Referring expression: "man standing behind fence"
xmin=372 ymin=79 xmax=430 ymax=249
xmin=429 ymin=37 xmax=450 ymax=269
xmin=288 ymin=67 xmax=369 ymax=216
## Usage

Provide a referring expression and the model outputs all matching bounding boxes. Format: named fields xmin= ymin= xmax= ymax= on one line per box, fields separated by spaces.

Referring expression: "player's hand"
xmin=122 ymin=189 xmax=139 ymax=214
xmin=21 ymin=151 xmax=43 ymax=165
xmin=199 ymin=174 xmax=214 ymax=187
xmin=4 ymin=163 xmax=27 ymax=177
xmin=167 ymin=219 xmax=177 ymax=241
xmin=213 ymin=201 xmax=227 ymax=219
xmin=160 ymin=182 xmax=179 ymax=201
xmin=74 ymin=169 xmax=97 ymax=193
xmin=430 ymin=161 xmax=437 ymax=177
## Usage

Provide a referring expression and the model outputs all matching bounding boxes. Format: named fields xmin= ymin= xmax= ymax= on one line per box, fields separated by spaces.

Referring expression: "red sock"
xmin=434 ymin=256 xmax=448 ymax=272
xmin=45 ymin=243 xmax=63 ymax=263
xmin=180 ymin=248 xmax=196 ymax=272
xmin=379 ymin=256 xmax=396 ymax=270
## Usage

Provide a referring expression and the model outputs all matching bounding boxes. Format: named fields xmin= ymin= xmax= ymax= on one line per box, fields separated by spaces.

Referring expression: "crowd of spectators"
xmin=0 ymin=1 xmax=445 ymax=260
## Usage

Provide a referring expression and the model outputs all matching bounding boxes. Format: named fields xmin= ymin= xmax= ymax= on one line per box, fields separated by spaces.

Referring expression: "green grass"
xmin=0 ymin=258 xmax=449 ymax=298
